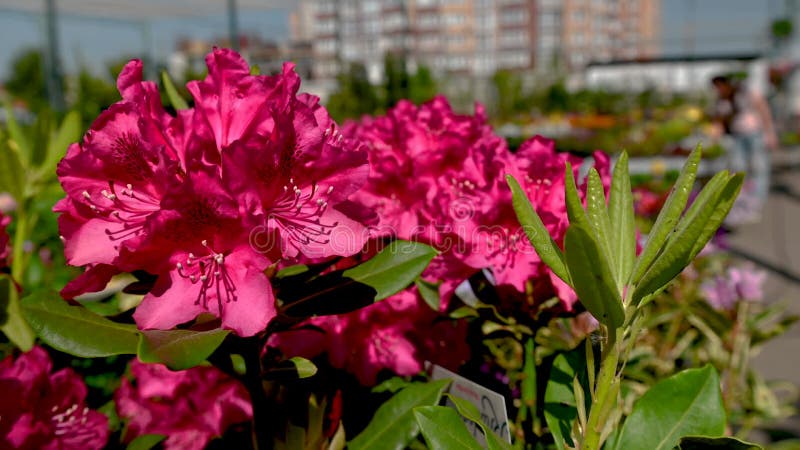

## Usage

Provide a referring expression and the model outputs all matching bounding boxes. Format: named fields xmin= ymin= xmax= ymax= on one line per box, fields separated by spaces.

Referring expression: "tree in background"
xmin=384 ymin=53 xmax=410 ymax=108
xmin=4 ymin=49 xmax=52 ymax=112
xmin=73 ymin=69 xmax=120 ymax=128
xmin=327 ymin=54 xmax=437 ymax=122
xmin=326 ymin=62 xmax=381 ymax=122
xmin=408 ymin=65 xmax=437 ymax=105
xmin=492 ymin=70 xmax=529 ymax=120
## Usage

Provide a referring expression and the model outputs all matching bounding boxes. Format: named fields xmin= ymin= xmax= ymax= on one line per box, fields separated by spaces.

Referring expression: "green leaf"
xmin=275 ymin=264 xmax=309 ymax=278
xmin=127 ymin=434 xmax=167 ymax=450
xmin=413 ymin=406 xmax=483 ymax=450
xmin=631 ymin=147 xmax=701 ymax=285
xmin=613 ymin=365 xmax=726 ymax=450
xmin=344 ymin=240 xmax=437 ymax=301
xmin=521 ymin=338 xmax=536 ymax=410
xmin=415 ymin=278 xmax=441 ymax=311
xmin=608 ymin=152 xmax=635 ymax=291
xmin=161 ymin=71 xmax=189 ymax=110
xmin=544 ymin=350 xmax=588 ymax=450
xmin=22 ymin=291 xmax=139 ymax=357
xmin=137 ymin=328 xmax=229 ymax=370
xmin=632 ymin=172 xmax=737 ymax=306
xmin=443 ymin=394 xmax=512 ymax=450
xmin=40 ymin=110 xmax=81 ymax=177
xmin=348 ymin=379 xmax=451 ymax=450
xmin=585 ymin=168 xmax=615 ymax=280
xmin=676 ymin=436 xmax=762 ymax=449
xmin=507 ymin=175 xmax=570 ymax=284
xmin=280 ymin=240 xmax=437 ymax=317
xmin=564 ymin=225 xmax=624 ymax=328
xmin=372 ymin=376 xmax=412 ymax=394
xmin=450 ymin=306 xmax=479 ymax=319
xmin=4 ymin=105 xmax=32 ymax=165
xmin=263 ymin=356 xmax=318 ymax=380
xmin=688 ymin=173 xmax=743 ymax=257
xmin=0 ymin=140 xmax=26 ymax=200
xmin=564 ymin=162 xmax=591 ymax=231
xmin=0 ymin=275 xmax=35 ymax=350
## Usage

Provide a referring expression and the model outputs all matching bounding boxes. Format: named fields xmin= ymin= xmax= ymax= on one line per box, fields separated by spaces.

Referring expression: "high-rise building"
xmin=539 ymin=0 xmax=660 ymax=70
xmin=297 ymin=0 xmax=660 ymax=82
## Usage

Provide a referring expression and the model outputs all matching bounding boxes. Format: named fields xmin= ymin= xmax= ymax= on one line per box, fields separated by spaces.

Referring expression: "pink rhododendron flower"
xmin=0 ymin=212 xmax=10 ymax=270
xmin=701 ymin=263 xmax=767 ymax=311
xmin=346 ymin=98 xmax=509 ymax=307
xmin=347 ymin=98 xmax=610 ymax=311
xmin=270 ymin=289 xmax=470 ymax=385
xmin=56 ymin=48 xmax=370 ymax=336
xmin=115 ymin=360 xmax=252 ymax=450
xmin=0 ymin=347 xmax=108 ymax=450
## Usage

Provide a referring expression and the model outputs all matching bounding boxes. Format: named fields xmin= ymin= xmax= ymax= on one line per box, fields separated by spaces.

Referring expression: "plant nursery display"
xmin=0 ymin=48 xmax=795 ymax=450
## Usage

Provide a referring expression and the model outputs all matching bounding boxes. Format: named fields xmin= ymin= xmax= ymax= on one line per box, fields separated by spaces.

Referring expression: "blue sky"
xmin=0 ymin=0 xmax=789 ymax=80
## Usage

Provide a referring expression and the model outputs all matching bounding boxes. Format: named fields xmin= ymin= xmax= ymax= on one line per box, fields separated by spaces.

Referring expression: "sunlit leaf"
xmin=415 ymin=278 xmax=441 ymax=311
xmin=608 ymin=152 xmax=635 ymax=291
xmin=564 ymin=162 xmax=591 ymax=232
xmin=0 ymin=140 xmax=26 ymax=200
xmin=564 ymin=225 xmax=624 ymax=328
xmin=22 ymin=290 xmax=138 ymax=357
xmin=137 ymin=328 xmax=229 ymax=370
xmin=280 ymin=240 xmax=437 ymax=317
xmin=264 ymin=357 xmax=318 ymax=380
xmin=0 ymin=275 xmax=34 ymax=350
xmin=414 ymin=406 xmax=482 ymax=450
xmin=161 ymin=71 xmax=189 ymax=110
xmin=632 ymin=172 xmax=738 ymax=306
xmin=613 ymin=365 xmax=725 ymax=450
xmin=348 ymin=379 xmax=451 ymax=450
xmin=507 ymin=175 xmax=569 ymax=284
xmin=630 ymin=147 xmax=701 ymax=285
xmin=443 ymin=394 xmax=512 ymax=450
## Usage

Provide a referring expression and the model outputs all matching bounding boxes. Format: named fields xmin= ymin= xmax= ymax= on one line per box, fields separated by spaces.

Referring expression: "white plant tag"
xmin=430 ymin=364 xmax=512 ymax=444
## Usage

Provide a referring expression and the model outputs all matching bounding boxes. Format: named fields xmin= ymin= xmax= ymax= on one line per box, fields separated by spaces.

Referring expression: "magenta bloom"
xmin=0 ymin=347 xmax=108 ymax=450
xmin=270 ymin=289 xmax=470 ymax=385
xmin=115 ymin=360 xmax=252 ymax=450
xmin=56 ymin=49 xmax=370 ymax=336
xmin=0 ymin=212 xmax=10 ymax=270
xmin=346 ymin=98 xmax=509 ymax=306
xmin=348 ymin=98 xmax=610 ymax=310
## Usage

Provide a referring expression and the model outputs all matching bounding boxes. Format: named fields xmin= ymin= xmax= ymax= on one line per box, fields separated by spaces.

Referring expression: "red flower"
xmin=56 ymin=49 xmax=371 ymax=336
xmin=115 ymin=360 xmax=252 ymax=450
xmin=270 ymin=289 xmax=469 ymax=385
xmin=0 ymin=347 xmax=108 ymax=450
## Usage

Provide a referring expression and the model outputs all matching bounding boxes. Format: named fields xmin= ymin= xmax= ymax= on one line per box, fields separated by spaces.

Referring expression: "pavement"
xmin=725 ymin=148 xmax=800 ymax=439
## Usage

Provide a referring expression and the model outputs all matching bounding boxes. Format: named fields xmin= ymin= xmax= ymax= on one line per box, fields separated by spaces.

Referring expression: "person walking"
xmin=711 ymin=74 xmax=778 ymax=222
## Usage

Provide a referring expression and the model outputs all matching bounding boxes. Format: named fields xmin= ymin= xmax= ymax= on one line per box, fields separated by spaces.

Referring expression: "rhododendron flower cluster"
xmin=271 ymin=288 xmax=469 ymax=385
xmin=0 ymin=212 xmax=10 ymax=270
xmin=274 ymin=98 xmax=610 ymax=385
xmin=348 ymin=98 xmax=609 ymax=307
xmin=55 ymin=48 xmax=369 ymax=336
xmin=0 ymin=347 xmax=108 ymax=450
xmin=115 ymin=360 xmax=252 ymax=450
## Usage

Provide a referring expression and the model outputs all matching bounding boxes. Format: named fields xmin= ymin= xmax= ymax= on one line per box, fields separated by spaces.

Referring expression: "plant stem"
xmin=583 ymin=326 xmax=621 ymax=450
xmin=11 ymin=202 xmax=28 ymax=282
xmin=242 ymin=338 xmax=271 ymax=450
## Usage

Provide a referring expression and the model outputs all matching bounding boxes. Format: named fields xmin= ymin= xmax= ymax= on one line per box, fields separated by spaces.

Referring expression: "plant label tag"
xmin=430 ymin=364 xmax=512 ymax=444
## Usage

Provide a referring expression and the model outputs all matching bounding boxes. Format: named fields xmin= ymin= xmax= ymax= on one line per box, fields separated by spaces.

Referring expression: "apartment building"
xmin=538 ymin=0 xmax=660 ymax=70
xmin=290 ymin=0 xmax=659 ymax=81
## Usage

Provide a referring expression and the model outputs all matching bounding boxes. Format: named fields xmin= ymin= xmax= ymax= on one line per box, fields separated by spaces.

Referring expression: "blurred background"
xmin=1 ymin=0 xmax=800 ymax=442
